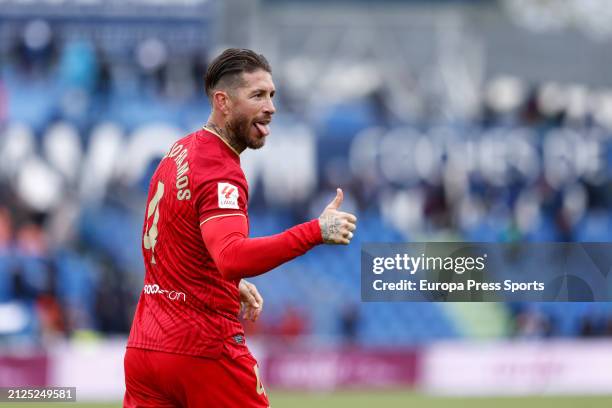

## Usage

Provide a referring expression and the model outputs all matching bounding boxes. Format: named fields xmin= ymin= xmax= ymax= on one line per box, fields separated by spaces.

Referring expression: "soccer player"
xmin=124 ymin=48 xmax=357 ymax=408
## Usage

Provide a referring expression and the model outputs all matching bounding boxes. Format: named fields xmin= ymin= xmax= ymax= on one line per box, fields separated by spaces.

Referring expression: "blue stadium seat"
xmin=0 ymin=254 xmax=14 ymax=302
xmin=315 ymin=101 xmax=380 ymax=140
xmin=576 ymin=212 xmax=612 ymax=242
xmin=55 ymin=251 xmax=99 ymax=320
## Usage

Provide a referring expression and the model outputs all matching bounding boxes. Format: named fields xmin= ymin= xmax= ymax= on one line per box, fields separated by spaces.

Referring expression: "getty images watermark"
xmin=361 ymin=243 xmax=612 ymax=302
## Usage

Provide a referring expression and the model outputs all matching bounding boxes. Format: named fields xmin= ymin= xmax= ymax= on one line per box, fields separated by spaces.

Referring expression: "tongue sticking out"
xmin=254 ymin=122 xmax=270 ymax=137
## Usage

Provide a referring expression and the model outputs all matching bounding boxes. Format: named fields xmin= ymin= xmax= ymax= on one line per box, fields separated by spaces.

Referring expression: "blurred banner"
xmin=3 ymin=339 xmax=612 ymax=400
xmin=0 ymin=352 xmax=47 ymax=387
xmin=422 ymin=340 xmax=612 ymax=396
xmin=262 ymin=347 xmax=418 ymax=390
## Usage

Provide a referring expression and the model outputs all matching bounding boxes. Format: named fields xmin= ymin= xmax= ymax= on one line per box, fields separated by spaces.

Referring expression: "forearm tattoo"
xmin=321 ymin=214 xmax=342 ymax=241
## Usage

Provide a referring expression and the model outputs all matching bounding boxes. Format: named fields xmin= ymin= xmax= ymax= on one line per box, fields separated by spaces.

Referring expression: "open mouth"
xmin=253 ymin=120 xmax=271 ymax=137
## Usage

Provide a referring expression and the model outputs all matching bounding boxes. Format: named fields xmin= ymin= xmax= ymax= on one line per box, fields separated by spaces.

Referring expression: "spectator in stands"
xmin=36 ymin=292 xmax=66 ymax=340
xmin=0 ymin=79 xmax=6 ymax=123
xmin=0 ymin=207 xmax=12 ymax=253
xmin=278 ymin=306 xmax=309 ymax=340
xmin=339 ymin=303 xmax=360 ymax=345
xmin=604 ymin=316 xmax=612 ymax=337
xmin=579 ymin=315 xmax=599 ymax=337
xmin=513 ymin=307 xmax=553 ymax=339
xmin=10 ymin=20 xmax=58 ymax=77
xmin=191 ymin=51 xmax=209 ymax=96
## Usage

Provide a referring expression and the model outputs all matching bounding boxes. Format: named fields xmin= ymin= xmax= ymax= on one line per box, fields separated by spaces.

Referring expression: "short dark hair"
xmin=204 ymin=48 xmax=271 ymax=98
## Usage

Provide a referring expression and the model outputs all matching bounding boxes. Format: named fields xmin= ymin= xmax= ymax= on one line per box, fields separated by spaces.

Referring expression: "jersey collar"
xmin=202 ymin=125 xmax=241 ymax=157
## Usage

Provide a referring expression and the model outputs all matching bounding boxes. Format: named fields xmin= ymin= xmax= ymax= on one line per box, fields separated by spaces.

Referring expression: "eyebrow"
xmin=250 ymin=88 xmax=275 ymax=95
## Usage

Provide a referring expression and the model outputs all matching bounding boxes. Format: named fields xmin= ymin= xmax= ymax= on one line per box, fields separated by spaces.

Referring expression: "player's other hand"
xmin=239 ymin=280 xmax=263 ymax=322
xmin=318 ymin=188 xmax=357 ymax=245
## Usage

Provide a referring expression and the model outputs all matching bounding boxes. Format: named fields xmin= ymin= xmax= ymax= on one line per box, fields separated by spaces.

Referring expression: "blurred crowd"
xmin=1 ymin=16 xmax=612 ymax=346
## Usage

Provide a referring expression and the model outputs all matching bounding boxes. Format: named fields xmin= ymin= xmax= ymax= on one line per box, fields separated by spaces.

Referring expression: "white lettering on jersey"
xmin=143 ymin=284 xmax=186 ymax=302
xmin=165 ymin=143 xmax=192 ymax=200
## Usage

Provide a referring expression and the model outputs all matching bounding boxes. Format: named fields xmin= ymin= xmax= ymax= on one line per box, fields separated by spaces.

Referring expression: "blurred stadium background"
xmin=1 ymin=0 xmax=612 ymax=406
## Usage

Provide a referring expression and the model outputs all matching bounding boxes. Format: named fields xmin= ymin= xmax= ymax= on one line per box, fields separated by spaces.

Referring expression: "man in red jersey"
xmin=124 ymin=48 xmax=357 ymax=408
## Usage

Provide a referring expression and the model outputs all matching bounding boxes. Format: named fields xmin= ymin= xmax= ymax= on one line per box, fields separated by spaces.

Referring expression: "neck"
xmin=205 ymin=116 xmax=246 ymax=154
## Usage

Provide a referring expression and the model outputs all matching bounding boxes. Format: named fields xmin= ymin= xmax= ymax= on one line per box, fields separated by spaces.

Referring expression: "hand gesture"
xmin=318 ymin=188 xmax=357 ymax=245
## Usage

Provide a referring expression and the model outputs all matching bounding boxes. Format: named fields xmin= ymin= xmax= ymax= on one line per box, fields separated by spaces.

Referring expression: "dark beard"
xmin=227 ymin=114 xmax=265 ymax=150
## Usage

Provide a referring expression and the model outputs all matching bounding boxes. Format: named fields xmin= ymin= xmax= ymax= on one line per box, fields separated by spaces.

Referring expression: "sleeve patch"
xmin=218 ymin=182 xmax=240 ymax=209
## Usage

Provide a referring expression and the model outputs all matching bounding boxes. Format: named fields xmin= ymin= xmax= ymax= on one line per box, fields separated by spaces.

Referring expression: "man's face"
xmin=227 ymin=69 xmax=276 ymax=150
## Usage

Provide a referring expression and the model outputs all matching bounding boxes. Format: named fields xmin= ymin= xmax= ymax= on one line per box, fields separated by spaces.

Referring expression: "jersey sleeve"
xmin=201 ymin=214 xmax=323 ymax=280
xmin=192 ymin=155 xmax=248 ymax=225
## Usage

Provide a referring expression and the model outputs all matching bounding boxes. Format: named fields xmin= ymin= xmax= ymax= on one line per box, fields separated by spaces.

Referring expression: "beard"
xmin=227 ymin=113 xmax=266 ymax=150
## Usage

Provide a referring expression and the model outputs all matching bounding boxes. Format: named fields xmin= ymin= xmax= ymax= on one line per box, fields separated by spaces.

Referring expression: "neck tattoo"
xmin=204 ymin=123 xmax=225 ymax=138
xmin=204 ymin=122 xmax=244 ymax=154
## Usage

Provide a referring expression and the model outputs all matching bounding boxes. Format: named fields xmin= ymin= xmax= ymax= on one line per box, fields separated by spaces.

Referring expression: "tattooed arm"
xmin=318 ymin=188 xmax=357 ymax=245
xmin=201 ymin=188 xmax=356 ymax=281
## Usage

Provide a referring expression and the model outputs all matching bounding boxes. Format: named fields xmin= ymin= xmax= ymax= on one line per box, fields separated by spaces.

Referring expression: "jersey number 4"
xmin=143 ymin=181 xmax=165 ymax=264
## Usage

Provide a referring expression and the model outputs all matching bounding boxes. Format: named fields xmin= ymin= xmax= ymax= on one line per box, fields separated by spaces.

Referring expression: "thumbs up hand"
xmin=318 ymin=188 xmax=358 ymax=245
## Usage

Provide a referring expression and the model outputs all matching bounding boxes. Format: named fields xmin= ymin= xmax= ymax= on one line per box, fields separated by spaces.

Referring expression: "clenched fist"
xmin=318 ymin=188 xmax=357 ymax=245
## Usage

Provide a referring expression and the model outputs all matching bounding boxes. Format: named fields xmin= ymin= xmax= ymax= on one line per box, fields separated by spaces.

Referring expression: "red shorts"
xmin=124 ymin=345 xmax=269 ymax=408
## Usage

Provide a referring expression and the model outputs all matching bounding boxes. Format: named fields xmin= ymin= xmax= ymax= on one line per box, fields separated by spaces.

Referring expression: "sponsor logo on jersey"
xmin=218 ymin=182 xmax=239 ymax=209
xmin=143 ymin=284 xmax=186 ymax=302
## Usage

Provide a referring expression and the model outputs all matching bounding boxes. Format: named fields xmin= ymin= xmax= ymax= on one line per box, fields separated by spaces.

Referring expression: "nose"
xmin=264 ymin=97 xmax=276 ymax=115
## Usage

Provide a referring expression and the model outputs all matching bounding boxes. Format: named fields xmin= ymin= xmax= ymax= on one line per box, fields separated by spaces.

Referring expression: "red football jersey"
xmin=127 ymin=128 xmax=249 ymax=358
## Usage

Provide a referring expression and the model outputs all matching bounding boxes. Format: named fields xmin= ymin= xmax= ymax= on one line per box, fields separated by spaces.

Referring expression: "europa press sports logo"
xmin=218 ymin=182 xmax=239 ymax=209
xmin=143 ymin=284 xmax=186 ymax=302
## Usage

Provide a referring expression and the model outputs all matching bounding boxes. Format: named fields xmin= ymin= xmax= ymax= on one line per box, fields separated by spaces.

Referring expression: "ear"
xmin=212 ymin=90 xmax=232 ymax=115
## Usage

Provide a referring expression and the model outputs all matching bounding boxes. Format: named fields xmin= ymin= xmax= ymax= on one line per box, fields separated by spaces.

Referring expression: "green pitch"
xmin=272 ymin=391 xmax=612 ymax=408
xmin=9 ymin=392 xmax=612 ymax=407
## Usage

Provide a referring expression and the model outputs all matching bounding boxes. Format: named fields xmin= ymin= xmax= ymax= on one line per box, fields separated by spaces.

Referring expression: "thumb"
xmin=326 ymin=188 xmax=343 ymax=210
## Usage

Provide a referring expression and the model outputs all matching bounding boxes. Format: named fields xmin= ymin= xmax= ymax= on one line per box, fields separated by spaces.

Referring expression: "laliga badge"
xmin=218 ymin=182 xmax=239 ymax=209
